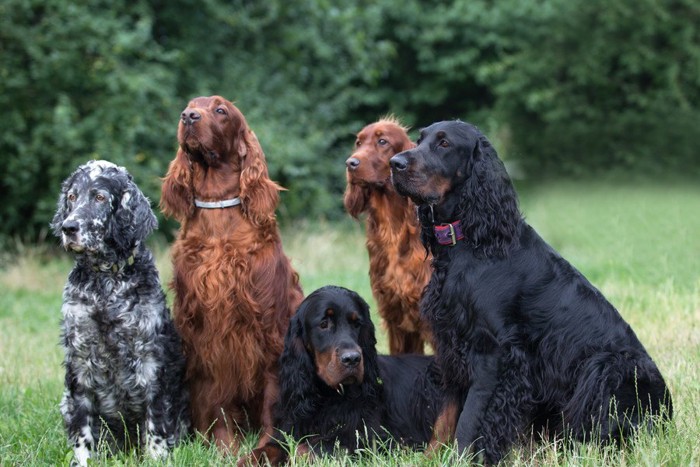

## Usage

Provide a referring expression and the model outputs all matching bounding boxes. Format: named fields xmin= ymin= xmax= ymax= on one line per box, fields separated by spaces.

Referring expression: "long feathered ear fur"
xmin=278 ymin=306 xmax=317 ymax=424
xmin=238 ymin=129 xmax=281 ymax=228
xmin=108 ymin=170 xmax=158 ymax=254
xmin=459 ymin=135 xmax=521 ymax=258
xmin=160 ymin=148 xmax=193 ymax=222
xmin=348 ymin=289 xmax=381 ymax=398
xmin=400 ymin=139 xmax=417 ymax=153
xmin=343 ymin=182 xmax=370 ymax=218
xmin=417 ymin=204 xmax=436 ymax=254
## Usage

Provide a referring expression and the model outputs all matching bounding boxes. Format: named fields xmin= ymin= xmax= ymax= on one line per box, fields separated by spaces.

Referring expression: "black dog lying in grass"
xmin=243 ymin=285 xmax=462 ymax=465
xmin=390 ymin=120 xmax=673 ymax=464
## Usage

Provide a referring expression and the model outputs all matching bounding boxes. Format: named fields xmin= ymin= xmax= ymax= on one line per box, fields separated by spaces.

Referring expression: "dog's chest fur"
xmin=62 ymin=262 xmax=163 ymax=414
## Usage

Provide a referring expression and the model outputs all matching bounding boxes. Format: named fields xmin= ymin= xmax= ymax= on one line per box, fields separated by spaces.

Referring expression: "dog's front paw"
xmin=70 ymin=444 xmax=92 ymax=467
xmin=145 ymin=433 xmax=170 ymax=460
xmin=237 ymin=445 xmax=287 ymax=466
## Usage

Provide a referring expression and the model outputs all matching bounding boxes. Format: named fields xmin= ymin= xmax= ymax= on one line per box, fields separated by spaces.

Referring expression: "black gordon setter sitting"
xmin=243 ymin=285 xmax=462 ymax=465
xmin=389 ymin=120 xmax=672 ymax=464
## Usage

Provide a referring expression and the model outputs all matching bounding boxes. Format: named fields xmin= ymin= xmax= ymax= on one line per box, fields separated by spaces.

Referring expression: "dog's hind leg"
xmin=562 ymin=351 xmax=671 ymax=443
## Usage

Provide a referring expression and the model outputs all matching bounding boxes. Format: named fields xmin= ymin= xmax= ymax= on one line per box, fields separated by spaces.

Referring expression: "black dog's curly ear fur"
xmin=417 ymin=204 xmax=436 ymax=253
xmin=459 ymin=134 xmax=521 ymax=258
xmin=278 ymin=305 xmax=317 ymax=423
xmin=108 ymin=170 xmax=158 ymax=253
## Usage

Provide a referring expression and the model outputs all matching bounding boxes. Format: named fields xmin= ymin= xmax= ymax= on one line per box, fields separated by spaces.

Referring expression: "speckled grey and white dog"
xmin=51 ymin=160 xmax=189 ymax=466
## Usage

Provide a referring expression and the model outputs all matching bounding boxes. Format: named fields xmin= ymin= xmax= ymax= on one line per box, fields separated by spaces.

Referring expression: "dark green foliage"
xmin=484 ymin=0 xmax=700 ymax=176
xmin=1 ymin=0 xmax=178 ymax=243
xmin=1 ymin=0 xmax=698 ymax=243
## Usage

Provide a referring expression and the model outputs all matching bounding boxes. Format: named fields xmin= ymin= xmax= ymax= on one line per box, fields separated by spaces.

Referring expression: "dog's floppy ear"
xmin=278 ymin=301 xmax=317 ymax=422
xmin=459 ymin=134 xmax=520 ymax=258
xmin=109 ymin=170 xmax=158 ymax=253
xmin=398 ymin=136 xmax=416 ymax=153
xmin=238 ymin=128 xmax=281 ymax=228
xmin=346 ymin=289 xmax=381 ymax=391
xmin=50 ymin=168 xmax=80 ymax=238
xmin=160 ymin=148 xmax=194 ymax=222
xmin=352 ymin=290 xmax=377 ymax=358
xmin=417 ymin=204 xmax=437 ymax=253
xmin=343 ymin=181 xmax=370 ymax=218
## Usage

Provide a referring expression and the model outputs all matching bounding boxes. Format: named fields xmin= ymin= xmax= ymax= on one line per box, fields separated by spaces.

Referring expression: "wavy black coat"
xmin=390 ymin=120 xmax=672 ymax=464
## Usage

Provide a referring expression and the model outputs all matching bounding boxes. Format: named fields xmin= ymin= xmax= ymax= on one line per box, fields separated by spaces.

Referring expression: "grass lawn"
xmin=0 ymin=180 xmax=698 ymax=465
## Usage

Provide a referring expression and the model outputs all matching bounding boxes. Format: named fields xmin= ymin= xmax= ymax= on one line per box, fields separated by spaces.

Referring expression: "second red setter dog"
xmin=344 ymin=117 xmax=432 ymax=354
xmin=160 ymin=96 xmax=304 ymax=452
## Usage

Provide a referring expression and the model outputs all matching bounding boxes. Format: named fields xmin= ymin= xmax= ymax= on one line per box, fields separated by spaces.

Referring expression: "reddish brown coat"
xmin=344 ymin=118 xmax=433 ymax=354
xmin=161 ymin=96 xmax=303 ymax=451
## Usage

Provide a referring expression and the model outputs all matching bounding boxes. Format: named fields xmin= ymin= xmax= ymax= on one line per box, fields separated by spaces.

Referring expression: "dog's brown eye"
xmin=378 ymin=138 xmax=388 ymax=146
xmin=67 ymin=193 xmax=77 ymax=202
xmin=355 ymin=140 xmax=361 ymax=147
xmin=95 ymin=193 xmax=106 ymax=202
xmin=216 ymin=108 xmax=227 ymax=115
xmin=438 ymin=139 xmax=450 ymax=148
xmin=319 ymin=319 xmax=329 ymax=330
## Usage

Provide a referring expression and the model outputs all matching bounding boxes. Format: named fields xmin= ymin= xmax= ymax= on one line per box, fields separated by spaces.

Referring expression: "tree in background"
xmin=1 ymin=0 xmax=698 ymax=244
xmin=484 ymin=0 xmax=700 ymax=176
xmin=1 ymin=0 xmax=178 ymax=243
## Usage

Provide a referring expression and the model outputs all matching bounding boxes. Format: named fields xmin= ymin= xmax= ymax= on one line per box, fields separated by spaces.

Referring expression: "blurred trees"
xmin=1 ymin=0 xmax=698 ymax=243
xmin=1 ymin=0 xmax=178 ymax=241
xmin=486 ymin=0 xmax=700 ymax=175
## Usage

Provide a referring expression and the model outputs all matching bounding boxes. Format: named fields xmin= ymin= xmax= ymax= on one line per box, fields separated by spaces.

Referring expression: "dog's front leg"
xmin=144 ymin=389 xmax=173 ymax=459
xmin=256 ymin=370 xmax=281 ymax=448
xmin=455 ymin=350 xmax=500 ymax=461
xmin=457 ymin=344 xmax=533 ymax=464
xmin=425 ymin=394 xmax=461 ymax=456
xmin=143 ymin=346 xmax=189 ymax=457
xmin=60 ymin=387 xmax=96 ymax=467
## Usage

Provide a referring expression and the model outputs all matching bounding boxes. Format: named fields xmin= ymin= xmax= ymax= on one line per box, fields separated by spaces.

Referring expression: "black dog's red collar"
xmin=434 ymin=221 xmax=464 ymax=246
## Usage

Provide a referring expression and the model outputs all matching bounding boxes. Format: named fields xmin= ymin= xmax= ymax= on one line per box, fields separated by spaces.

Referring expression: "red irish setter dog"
xmin=160 ymin=95 xmax=304 ymax=452
xmin=344 ymin=117 xmax=432 ymax=354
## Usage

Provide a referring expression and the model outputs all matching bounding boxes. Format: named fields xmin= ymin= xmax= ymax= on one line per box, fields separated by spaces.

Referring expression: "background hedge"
xmin=1 ymin=0 xmax=698 ymax=243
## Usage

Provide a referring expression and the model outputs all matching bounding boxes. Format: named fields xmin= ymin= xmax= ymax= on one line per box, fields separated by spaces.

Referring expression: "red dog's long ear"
xmin=343 ymin=179 xmax=370 ymax=218
xmin=402 ymin=139 xmax=417 ymax=152
xmin=238 ymin=129 xmax=281 ymax=228
xmin=160 ymin=148 xmax=194 ymax=222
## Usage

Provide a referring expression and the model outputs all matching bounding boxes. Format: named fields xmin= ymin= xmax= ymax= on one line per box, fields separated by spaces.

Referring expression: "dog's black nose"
xmin=340 ymin=350 xmax=361 ymax=368
xmin=181 ymin=109 xmax=201 ymax=126
xmin=390 ymin=154 xmax=408 ymax=171
xmin=62 ymin=220 xmax=79 ymax=235
xmin=346 ymin=157 xmax=360 ymax=170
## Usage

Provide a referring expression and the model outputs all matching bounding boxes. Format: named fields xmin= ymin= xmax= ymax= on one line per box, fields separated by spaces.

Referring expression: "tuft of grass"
xmin=1 ymin=180 xmax=699 ymax=465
